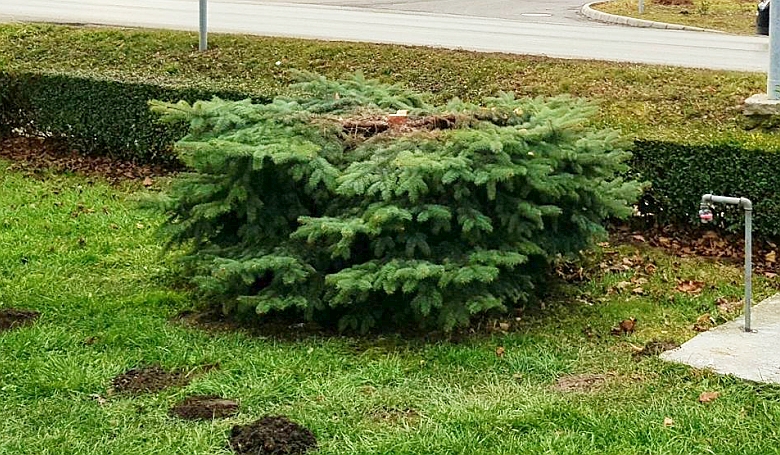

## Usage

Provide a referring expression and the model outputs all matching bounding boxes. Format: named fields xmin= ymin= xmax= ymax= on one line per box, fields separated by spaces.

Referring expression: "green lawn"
xmin=1 ymin=166 xmax=779 ymax=454
xmin=0 ymin=23 xmax=777 ymax=150
xmin=593 ymin=0 xmax=757 ymax=35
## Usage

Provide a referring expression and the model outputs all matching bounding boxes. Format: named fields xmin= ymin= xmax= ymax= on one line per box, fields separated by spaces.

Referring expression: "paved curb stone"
xmin=580 ymin=1 xmax=724 ymax=33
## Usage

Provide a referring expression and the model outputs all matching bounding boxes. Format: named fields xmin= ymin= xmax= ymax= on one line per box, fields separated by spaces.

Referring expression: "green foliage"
xmin=154 ymin=74 xmax=642 ymax=332
xmin=631 ymin=140 xmax=780 ymax=239
xmin=0 ymin=71 xmax=254 ymax=163
xmin=2 ymin=23 xmax=779 ymax=153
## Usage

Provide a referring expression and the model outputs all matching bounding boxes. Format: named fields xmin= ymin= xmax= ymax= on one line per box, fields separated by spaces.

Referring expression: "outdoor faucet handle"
xmin=699 ymin=207 xmax=713 ymax=223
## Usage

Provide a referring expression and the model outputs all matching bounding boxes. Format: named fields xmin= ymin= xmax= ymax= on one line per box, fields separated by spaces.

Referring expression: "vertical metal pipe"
xmin=769 ymin=0 xmax=780 ymax=99
xmin=199 ymin=0 xmax=208 ymax=51
xmin=638 ymin=0 xmax=645 ymax=14
xmin=744 ymin=208 xmax=753 ymax=332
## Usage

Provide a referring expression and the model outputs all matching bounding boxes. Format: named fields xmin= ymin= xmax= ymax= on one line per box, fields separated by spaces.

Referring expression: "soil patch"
xmin=552 ymin=373 xmax=611 ymax=393
xmin=0 ymin=308 xmax=40 ymax=332
xmin=633 ymin=340 xmax=680 ymax=358
xmin=229 ymin=415 xmax=317 ymax=455
xmin=111 ymin=364 xmax=217 ymax=394
xmin=0 ymin=136 xmax=175 ymax=184
xmin=170 ymin=395 xmax=239 ymax=420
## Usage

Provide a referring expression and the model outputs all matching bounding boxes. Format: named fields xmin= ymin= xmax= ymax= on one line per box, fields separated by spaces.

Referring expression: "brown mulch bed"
xmin=0 ymin=136 xmax=175 ymax=185
xmin=611 ymin=224 xmax=778 ymax=278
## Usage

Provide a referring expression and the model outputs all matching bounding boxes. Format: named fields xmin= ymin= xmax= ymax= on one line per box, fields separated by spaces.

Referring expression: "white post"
xmin=769 ymin=0 xmax=780 ymax=99
xmin=638 ymin=0 xmax=644 ymax=14
xmin=199 ymin=0 xmax=208 ymax=51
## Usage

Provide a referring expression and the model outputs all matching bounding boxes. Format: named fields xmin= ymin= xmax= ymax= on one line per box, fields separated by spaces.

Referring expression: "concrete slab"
xmin=743 ymin=93 xmax=780 ymax=116
xmin=661 ymin=294 xmax=780 ymax=384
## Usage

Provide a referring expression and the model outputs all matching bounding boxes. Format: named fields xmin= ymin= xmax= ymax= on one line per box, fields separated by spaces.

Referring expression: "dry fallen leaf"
xmin=142 ymin=176 xmax=154 ymax=187
xmin=698 ymin=391 xmax=720 ymax=403
xmin=498 ymin=322 xmax=510 ymax=331
xmin=693 ymin=313 xmax=715 ymax=332
xmin=766 ymin=251 xmax=776 ymax=263
xmin=715 ymin=297 xmax=742 ymax=315
xmin=495 ymin=346 xmax=505 ymax=358
xmin=676 ymin=280 xmax=705 ymax=295
xmin=89 ymin=394 xmax=108 ymax=405
xmin=620 ymin=317 xmax=637 ymax=334
xmin=82 ymin=336 xmax=98 ymax=345
xmin=663 ymin=417 xmax=675 ymax=427
xmin=611 ymin=317 xmax=637 ymax=336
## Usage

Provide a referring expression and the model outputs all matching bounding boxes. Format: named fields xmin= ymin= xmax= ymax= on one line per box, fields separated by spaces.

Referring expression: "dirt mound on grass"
xmin=111 ymin=364 xmax=219 ymax=395
xmin=111 ymin=365 xmax=191 ymax=394
xmin=170 ymin=395 xmax=239 ymax=420
xmin=229 ymin=416 xmax=317 ymax=455
xmin=0 ymin=308 xmax=40 ymax=332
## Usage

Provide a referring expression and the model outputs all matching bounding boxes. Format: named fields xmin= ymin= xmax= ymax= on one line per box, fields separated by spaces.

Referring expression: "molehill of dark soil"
xmin=170 ymin=395 xmax=239 ymax=420
xmin=229 ymin=416 xmax=317 ymax=455
xmin=111 ymin=365 xmax=191 ymax=394
xmin=0 ymin=308 xmax=40 ymax=332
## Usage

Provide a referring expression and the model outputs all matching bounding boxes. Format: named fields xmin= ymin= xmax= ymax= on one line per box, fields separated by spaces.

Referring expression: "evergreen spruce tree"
xmin=151 ymin=72 xmax=642 ymax=332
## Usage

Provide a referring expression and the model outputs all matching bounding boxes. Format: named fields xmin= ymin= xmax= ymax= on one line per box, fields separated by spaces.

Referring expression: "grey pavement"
xmin=662 ymin=294 xmax=780 ymax=384
xmin=0 ymin=0 xmax=770 ymax=72
xmin=251 ymin=0 xmax=591 ymax=24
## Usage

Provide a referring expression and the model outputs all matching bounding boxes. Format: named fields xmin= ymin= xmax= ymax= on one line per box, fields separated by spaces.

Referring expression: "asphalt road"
xmin=254 ymin=0 xmax=591 ymax=23
xmin=0 ymin=0 xmax=769 ymax=72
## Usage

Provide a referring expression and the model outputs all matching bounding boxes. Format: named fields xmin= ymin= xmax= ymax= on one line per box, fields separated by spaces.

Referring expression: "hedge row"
xmin=631 ymin=140 xmax=780 ymax=239
xmin=2 ymin=23 xmax=777 ymax=151
xmin=0 ymin=71 xmax=256 ymax=163
xmin=1 ymin=70 xmax=778 ymax=240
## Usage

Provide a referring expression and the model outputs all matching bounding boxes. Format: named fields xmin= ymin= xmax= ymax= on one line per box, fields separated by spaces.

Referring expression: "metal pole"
xmin=199 ymin=0 xmax=208 ymax=51
xmin=769 ymin=0 xmax=780 ymax=99
xmin=744 ymin=208 xmax=753 ymax=332
xmin=699 ymin=194 xmax=753 ymax=332
xmin=639 ymin=0 xmax=645 ymax=14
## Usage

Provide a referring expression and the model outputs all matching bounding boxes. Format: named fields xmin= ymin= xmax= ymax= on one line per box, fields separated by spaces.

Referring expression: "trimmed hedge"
xmin=2 ymin=23 xmax=779 ymax=152
xmin=0 ymin=22 xmax=778 ymax=241
xmin=0 ymin=72 xmax=256 ymax=163
xmin=631 ymin=140 xmax=780 ymax=239
xmin=2 ymin=70 xmax=779 ymax=242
